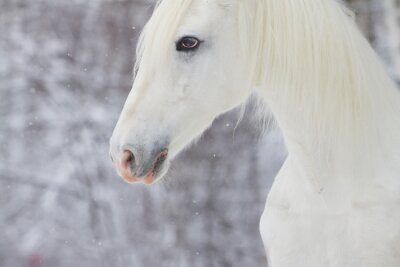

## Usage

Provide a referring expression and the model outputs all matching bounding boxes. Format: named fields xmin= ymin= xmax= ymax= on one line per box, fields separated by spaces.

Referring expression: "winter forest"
xmin=1 ymin=0 xmax=399 ymax=266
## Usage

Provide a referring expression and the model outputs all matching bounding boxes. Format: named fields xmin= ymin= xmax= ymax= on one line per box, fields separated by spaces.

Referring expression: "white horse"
xmin=110 ymin=0 xmax=400 ymax=266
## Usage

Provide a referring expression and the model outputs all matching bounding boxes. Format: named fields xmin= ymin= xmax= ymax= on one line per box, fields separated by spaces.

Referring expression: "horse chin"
xmin=150 ymin=160 xmax=170 ymax=184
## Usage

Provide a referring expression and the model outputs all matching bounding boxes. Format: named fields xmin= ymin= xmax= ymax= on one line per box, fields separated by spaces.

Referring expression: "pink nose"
xmin=117 ymin=149 xmax=168 ymax=185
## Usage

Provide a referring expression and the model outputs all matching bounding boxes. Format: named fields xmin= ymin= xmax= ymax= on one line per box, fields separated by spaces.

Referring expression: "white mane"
xmin=236 ymin=1 xmax=400 ymax=176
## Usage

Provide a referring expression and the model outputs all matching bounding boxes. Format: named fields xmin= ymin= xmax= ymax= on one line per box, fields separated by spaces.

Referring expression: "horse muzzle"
xmin=112 ymin=145 xmax=169 ymax=185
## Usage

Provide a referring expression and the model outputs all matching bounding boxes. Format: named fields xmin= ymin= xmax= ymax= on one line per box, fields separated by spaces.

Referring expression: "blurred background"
xmin=1 ymin=0 xmax=399 ymax=266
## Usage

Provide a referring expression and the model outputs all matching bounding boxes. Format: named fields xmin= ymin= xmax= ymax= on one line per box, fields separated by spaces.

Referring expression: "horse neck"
xmin=258 ymin=20 xmax=400 ymax=192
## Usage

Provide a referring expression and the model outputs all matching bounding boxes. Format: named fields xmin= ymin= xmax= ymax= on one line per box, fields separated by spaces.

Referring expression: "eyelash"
xmin=176 ymin=36 xmax=202 ymax=52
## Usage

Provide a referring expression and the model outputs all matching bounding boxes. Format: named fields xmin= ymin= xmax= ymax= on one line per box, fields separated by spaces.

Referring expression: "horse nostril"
xmin=120 ymin=150 xmax=135 ymax=171
xmin=153 ymin=149 xmax=168 ymax=173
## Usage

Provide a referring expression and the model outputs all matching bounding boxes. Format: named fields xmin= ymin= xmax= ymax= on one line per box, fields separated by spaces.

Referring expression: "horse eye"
xmin=176 ymin=36 xmax=201 ymax=52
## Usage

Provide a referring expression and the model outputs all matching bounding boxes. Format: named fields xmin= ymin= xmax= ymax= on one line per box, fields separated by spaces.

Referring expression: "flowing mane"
xmin=237 ymin=1 xmax=400 ymax=173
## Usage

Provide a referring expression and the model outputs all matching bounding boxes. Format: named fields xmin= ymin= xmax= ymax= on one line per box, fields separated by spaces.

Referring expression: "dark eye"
xmin=176 ymin=36 xmax=201 ymax=52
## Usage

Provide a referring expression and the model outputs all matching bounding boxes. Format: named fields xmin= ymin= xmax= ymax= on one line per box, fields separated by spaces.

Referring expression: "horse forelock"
xmin=134 ymin=0 xmax=194 ymax=79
